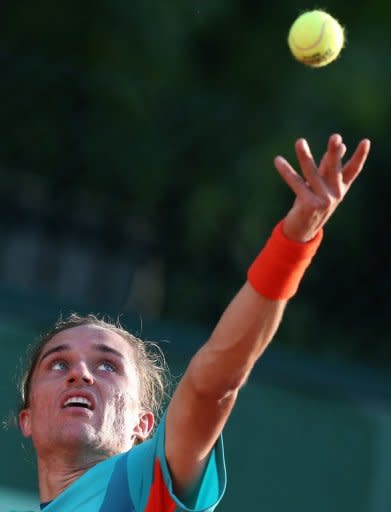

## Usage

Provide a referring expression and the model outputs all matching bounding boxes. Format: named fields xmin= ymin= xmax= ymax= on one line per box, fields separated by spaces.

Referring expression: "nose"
xmin=66 ymin=361 xmax=94 ymax=385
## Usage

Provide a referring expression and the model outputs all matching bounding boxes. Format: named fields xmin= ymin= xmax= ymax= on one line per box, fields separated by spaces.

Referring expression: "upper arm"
xmin=165 ymin=348 xmax=237 ymax=497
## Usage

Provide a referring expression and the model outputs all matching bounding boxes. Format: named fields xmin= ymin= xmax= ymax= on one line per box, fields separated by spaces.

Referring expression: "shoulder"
xmin=127 ymin=413 xmax=227 ymax=512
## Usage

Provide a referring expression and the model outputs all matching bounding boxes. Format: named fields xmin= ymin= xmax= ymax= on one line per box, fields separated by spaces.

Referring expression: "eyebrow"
xmin=38 ymin=343 xmax=125 ymax=366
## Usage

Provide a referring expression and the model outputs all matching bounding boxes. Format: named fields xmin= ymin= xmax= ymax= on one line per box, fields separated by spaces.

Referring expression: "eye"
xmin=98 ymin=361 xmax=117 ymax=373
xmin=50 ymin=360 xmax=68 ymax=371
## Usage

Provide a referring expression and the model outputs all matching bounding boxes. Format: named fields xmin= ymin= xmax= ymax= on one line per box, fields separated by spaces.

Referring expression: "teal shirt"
xmin=10 ymin=413 xmax=226 ymax=512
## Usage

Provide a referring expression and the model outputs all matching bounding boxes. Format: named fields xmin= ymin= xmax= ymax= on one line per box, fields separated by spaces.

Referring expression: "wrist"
xmin=282 ymin=211 xmax=325 ymax=243
xmin=247 ymin=220 xmax=323 ymax=300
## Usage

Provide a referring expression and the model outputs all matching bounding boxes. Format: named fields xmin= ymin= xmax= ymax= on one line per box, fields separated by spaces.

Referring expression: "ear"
xmin=133 ymin=411 xmax=154 ymax=442
xmin=19 ymin=408 xmax=32 ymax=438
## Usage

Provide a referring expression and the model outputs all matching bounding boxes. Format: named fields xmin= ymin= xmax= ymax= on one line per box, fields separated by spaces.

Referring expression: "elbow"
xmin=187 ymin=348 xmax=252 ymax=401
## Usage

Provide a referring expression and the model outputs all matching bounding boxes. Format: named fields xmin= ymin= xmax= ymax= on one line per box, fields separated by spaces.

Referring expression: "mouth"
xmin=62 ymin=394 xmax=95 ymax=411
xmin=64 ymin=403 xmax=91 ymax=409
xmin=62 ymin=406 xmax=93 ymax=415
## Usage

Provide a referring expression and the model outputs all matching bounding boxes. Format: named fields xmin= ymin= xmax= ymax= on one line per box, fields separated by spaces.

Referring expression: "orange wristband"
xmin=247 ymin=220 xmax=323 ymax=300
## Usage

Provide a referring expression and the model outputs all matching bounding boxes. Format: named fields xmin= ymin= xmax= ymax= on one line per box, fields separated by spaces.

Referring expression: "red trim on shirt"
xmin=145 ymin=459 xmax=176 ymax=512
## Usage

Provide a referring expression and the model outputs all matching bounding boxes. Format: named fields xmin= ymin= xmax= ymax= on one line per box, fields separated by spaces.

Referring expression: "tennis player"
xmin=13 ymin=134 xmax=370 ymax=511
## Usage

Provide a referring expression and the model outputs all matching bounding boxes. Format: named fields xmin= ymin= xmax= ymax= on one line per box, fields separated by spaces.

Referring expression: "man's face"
xmin=19 ymin=325 xmax=153 ymax=459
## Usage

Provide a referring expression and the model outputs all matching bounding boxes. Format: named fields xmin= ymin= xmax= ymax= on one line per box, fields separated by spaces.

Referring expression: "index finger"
xmin=294 ymin=138 xmax=327 ymax=196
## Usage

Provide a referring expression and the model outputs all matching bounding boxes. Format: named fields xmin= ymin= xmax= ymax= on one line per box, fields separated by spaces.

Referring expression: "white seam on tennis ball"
xmin=291 ymin=20 xmax=326 ymax=51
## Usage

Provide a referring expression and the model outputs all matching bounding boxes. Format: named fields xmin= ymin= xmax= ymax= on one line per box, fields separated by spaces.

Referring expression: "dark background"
xmin=1 ymin=2 xmax=391 ymax=511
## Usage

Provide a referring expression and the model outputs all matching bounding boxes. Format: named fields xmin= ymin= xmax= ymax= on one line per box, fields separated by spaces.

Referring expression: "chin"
xmin=57 ymin=422 xmax=100 ymax=448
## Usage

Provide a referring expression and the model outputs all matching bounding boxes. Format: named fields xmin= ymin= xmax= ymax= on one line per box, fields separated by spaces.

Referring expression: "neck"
xmin=36 ymin=450 xmax=108 ymax=503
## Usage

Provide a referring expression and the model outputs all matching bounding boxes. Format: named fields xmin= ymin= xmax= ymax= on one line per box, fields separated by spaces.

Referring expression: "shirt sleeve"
xmin=127 ymin=411 xmax=226 ymax=512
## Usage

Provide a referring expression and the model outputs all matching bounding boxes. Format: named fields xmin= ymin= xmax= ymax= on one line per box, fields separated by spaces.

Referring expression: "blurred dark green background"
xmin=0 ymin=1 xmax=390 ymax=511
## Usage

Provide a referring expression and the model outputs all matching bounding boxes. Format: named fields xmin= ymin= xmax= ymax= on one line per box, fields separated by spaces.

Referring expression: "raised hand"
xmin=273 ymin=134 xmax=371 ymax=242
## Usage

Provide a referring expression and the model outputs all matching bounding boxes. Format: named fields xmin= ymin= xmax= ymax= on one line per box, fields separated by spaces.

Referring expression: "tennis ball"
xmin=288 ymin=10 xmax=345 ymax=67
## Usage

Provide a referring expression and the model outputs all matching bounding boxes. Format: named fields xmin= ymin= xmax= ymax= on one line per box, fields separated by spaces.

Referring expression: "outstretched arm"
xmin=165 ymin=134 xmax=371 ymax=496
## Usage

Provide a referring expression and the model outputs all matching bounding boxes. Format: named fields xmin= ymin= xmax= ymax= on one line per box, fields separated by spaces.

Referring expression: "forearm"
xmin=187 ymin=220 xmax=322 ymax=399
xmin=189 ymin=282 xmax=287 ymax=397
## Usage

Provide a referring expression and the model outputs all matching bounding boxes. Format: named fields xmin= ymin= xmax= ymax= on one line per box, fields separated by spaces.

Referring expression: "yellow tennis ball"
xmin=288 ymin=10 xmax=345 ymax=67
